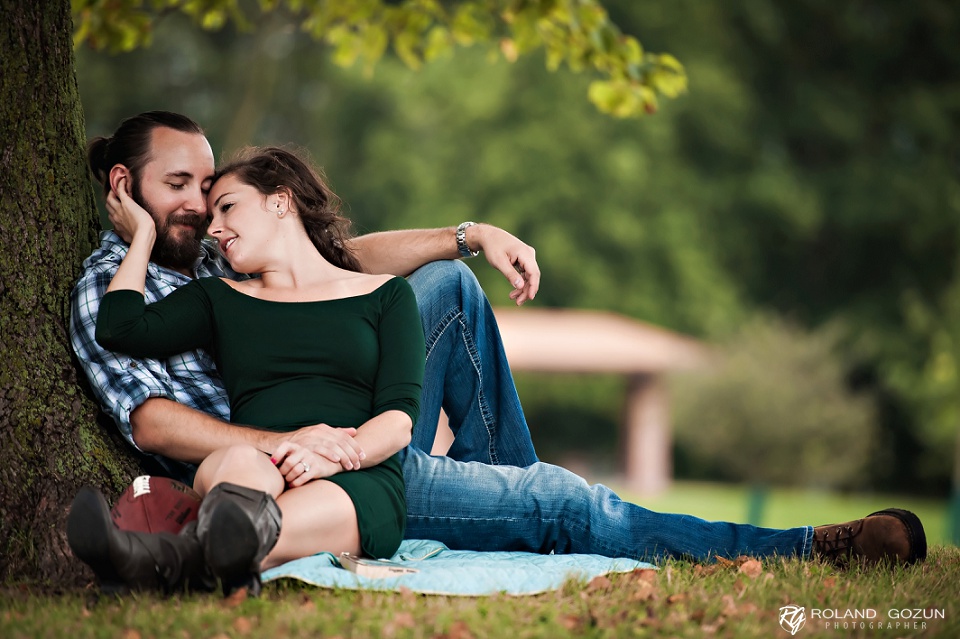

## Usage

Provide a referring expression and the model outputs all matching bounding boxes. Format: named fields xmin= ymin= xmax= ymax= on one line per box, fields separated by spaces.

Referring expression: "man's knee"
xmin=408 ymin=260 xmax=483 ymax=304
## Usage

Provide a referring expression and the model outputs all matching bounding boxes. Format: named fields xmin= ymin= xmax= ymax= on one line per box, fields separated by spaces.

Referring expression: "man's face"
xmin=129 ymin=127 xmax=215 ymax=270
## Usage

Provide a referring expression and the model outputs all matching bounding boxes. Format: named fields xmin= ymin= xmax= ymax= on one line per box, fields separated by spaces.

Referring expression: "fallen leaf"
xmin=667 ymin=592 xmax=689 ymax=604
xmin=233 ymin=616 xmax=252 ymax=635
xmin=393 ymin=612 xmax=416 ymax=629
xmin=714 ymin=556 xmax=735 ymax=568
xmin=638 ymin=614 xmax=662 ymax=629
xmin=733 ymin=578 xmax=746 ymax=595
xmin=822 ymin=576 xmax=837 ymax=588
xmin=223 ymin=587 xmax=248 ymax=608
xmin=632 ymin=568 xmax=658 ymax=584
xmin=738 ymin=559 xmax=763 ymax=579
xmin=560 ymin=614 xmax=583 ymax=631
xmin=694 ymin=564 xmax=720 ymax=577
xmin=721 ymin=595 xmax=738 ymax=616
xmin=629 ymin=583 xmax=658 ymax=602
xmin=587 ymin=575 xmax=612 ymax=591
xmin=447 ymin=620 xmax=473 ymax=639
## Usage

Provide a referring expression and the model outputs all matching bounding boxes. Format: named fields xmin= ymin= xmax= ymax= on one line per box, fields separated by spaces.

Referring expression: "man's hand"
xmin=284 ymin=423 xmax=365 ymax=471
xmin=468 ymin=224 xmax=541 ymax=305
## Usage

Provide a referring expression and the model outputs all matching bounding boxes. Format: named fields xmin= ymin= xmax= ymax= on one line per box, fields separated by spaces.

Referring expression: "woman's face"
xmin=207 ymin=174 xmax=281 ymax=272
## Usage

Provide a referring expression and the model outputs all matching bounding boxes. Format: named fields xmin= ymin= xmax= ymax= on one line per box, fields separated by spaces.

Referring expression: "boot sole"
xmin=868 ymin=508 xmax=927 ymax=564
xmin=67 ymin=487 xmax=128 ymax=593
xmin=204 ymin=499 xmax=260 ymax=594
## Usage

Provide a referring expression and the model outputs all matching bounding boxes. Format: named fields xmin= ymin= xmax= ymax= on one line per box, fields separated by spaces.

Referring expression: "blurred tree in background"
xmin=1 ymin=0 xmax=685 ymax=583
xmin=671 ymin=317 xmax=876 ymax=490
xmin=75 ymin=0 xmax=959 ymax=494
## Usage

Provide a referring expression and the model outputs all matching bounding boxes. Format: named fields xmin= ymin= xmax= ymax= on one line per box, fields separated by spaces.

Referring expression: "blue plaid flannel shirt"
xmin=69 ymin=231 xmax=242 ymax=482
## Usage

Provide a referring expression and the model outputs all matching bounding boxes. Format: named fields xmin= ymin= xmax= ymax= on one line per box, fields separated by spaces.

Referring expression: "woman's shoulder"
xmin=365 ymin=274 xmax=412 ymax=298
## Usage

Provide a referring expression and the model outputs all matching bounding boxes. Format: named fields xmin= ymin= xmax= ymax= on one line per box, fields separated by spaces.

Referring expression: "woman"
xmin=68 ymin=146 xmax=425 ymax=596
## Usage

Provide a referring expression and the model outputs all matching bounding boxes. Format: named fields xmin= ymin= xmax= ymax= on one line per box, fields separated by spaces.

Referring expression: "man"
xmin=70 ymin=112 xmax=925 ymax=592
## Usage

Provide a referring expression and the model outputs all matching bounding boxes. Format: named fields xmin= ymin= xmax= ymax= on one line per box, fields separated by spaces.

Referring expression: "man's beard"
xmin=132 ymin=180 xmax=209 ymax=271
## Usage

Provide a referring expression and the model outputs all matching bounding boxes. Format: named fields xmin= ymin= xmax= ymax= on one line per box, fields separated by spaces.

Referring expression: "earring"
xmin=277 ymin=209 xmax=285 ymax=217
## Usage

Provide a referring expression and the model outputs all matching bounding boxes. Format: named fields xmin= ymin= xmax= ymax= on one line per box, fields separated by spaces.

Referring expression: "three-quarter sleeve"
xmin=96 ymin=280 xmax=216 ymax=359
xmin=373 ymin=278 xmax=425 ymax=425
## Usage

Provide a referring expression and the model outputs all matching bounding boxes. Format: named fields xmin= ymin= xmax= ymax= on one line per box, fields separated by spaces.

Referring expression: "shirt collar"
xmin=95 ymin=230 xmax=224 ymax=282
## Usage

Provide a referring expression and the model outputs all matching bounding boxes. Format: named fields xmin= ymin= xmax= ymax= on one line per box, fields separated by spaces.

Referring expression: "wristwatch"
xmin=456 ymin=221 xmax=479 ymax=258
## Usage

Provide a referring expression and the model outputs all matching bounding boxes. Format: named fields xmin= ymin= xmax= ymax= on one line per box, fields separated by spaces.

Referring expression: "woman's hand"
xmin=285 ymin=423 xmax=365 ymax=471
xmin=272 ymin=440 xmax=341 ymax=488
xmin=107 ymin=177 xmax=156 ymax=243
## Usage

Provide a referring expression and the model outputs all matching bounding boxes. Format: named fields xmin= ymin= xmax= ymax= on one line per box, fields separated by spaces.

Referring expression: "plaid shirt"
xmin=69 ymin=231 xmax=241 ymax=481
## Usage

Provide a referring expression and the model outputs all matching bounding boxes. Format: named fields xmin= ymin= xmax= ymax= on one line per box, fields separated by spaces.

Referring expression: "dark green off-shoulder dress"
xmin=96 ymin=276 xmax=424 ymax=559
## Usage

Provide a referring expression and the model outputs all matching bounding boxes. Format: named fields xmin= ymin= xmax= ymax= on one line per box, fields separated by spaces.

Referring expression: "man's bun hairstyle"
xmin=86 ymin=111 xmax=204 ymax=195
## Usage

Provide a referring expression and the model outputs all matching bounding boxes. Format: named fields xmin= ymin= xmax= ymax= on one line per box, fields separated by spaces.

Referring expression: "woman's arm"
xmin=96 ymin=177 xmax=215 ymax=358
xmin=274 ymin=278 xmax=425 ymax=486
xmin=105 ymin=177 xmax=156 ymax=295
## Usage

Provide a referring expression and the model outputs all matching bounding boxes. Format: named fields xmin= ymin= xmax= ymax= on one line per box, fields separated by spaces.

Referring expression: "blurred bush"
xmin=671 ymin=316 xmax=876 ymax=490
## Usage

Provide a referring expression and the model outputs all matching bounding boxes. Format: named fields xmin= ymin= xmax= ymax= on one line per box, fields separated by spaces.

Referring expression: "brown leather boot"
xmin=813 ymin=508 xmax=926 ymax=567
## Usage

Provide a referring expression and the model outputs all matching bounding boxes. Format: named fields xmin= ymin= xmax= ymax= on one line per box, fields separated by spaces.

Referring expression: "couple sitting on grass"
xmin=68 ymin=112 xmax=927 ymax=598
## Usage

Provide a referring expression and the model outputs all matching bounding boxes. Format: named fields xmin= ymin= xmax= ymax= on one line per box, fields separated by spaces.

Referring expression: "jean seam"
xmin=455 ymin=314 xmax=499 ymax=465
xmin=424 ymin=307 xmax=460 ymax=361
xmin=801 ymin=525 xmax=813 ymax=558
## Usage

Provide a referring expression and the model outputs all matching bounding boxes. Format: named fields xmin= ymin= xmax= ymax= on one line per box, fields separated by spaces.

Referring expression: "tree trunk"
xmin=0 ymin=0 xmax=142 ymax=586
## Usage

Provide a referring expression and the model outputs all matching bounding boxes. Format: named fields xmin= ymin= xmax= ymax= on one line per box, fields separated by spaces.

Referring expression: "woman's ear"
xmin=274 ymin=188 xmax=292 ymax=216
xmin=108 ymin=165 xmax=132 ymax=196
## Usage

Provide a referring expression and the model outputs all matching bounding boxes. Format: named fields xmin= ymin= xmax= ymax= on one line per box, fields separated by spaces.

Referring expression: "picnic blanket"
xmin=261 ymin=539 xmax=652 ymax=596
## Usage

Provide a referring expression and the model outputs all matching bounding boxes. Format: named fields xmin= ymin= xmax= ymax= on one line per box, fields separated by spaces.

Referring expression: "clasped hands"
xmin=271 ymin=423 xmax=365 ymax=487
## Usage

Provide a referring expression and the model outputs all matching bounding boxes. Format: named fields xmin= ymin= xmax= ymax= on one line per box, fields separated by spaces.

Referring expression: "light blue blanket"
xmin=262 ymin=539 xmax=653 ymax=596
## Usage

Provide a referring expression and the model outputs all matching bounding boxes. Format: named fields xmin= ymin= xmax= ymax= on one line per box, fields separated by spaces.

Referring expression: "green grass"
xmin=4 ymin=551 xmax=958 ymax=638
xmin=3 ymin=482 xmax=957 ymax=638
xmin=606 ymin=480 xmax=955 ymax=546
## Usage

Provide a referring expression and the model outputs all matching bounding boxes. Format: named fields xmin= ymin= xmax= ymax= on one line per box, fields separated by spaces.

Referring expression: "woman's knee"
xmin=195 ymin=444 xmax=276 ymax=494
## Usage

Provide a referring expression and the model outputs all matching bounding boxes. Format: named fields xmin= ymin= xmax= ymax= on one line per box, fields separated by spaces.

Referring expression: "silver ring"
xmin=301 ymin=461 xmax=310 ymax=473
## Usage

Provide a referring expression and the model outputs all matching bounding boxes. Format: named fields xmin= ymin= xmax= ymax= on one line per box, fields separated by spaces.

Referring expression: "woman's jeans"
xmin=403 ymin=261 xmax=813 ymax=561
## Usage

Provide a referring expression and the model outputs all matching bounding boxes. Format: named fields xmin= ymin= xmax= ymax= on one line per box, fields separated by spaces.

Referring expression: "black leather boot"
xmin=67 ymin=486 xmax=215 ymax=595
xmin=196 ymin=482 xmax=281 ymax=597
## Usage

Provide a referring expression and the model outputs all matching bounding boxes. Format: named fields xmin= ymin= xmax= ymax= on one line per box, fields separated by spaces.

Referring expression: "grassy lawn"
xmin=605 ymin=480 xmax=955 ymax=546
xmin=3 ymin=482 xmax=957 ymax=638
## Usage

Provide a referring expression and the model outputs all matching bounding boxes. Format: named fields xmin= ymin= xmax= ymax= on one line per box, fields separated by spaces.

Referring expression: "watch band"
xmin=456 ymin=221 xmax=479 ymax=258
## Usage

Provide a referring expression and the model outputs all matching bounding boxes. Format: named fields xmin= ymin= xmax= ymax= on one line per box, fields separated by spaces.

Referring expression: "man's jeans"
xmin=404 ymin=261 xmax=814 ymax=561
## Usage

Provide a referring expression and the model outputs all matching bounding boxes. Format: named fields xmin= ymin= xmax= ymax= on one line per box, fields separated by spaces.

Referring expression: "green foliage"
xmin=72 ymin=0 xmax=686 ymax=118
xmin=671 ymin=317 xmax=876 ymax=489
xmin=73 ymin=0 xmax=960 ymax=491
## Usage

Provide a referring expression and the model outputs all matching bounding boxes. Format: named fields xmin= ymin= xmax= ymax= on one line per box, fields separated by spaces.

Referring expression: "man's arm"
xmin=348 ymin=223 xmax=541 ymax=306
xmin=131 ymin=398 xmax=365 ymax=470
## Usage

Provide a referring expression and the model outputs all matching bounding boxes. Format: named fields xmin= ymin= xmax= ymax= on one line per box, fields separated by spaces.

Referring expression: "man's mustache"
xmin=166 ymin=214 xmax=209 ymax=232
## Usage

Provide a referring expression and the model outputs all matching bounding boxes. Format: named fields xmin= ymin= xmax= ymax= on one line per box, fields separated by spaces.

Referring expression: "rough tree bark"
xmin=0 ymin=0 xmax=142 ymax=586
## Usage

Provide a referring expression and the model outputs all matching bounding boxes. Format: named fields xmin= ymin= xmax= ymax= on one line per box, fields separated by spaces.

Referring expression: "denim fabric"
xmin=407 ymin=261 xmax=537 ymax=467
xmin=402 ymin=261 xmax=814 ymax=561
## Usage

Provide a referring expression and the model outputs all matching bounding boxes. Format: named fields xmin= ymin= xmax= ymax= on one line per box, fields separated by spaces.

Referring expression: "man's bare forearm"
xmin=130 ymin=398 xmax=282 ymax=463
xmin=347 ymin=228 xmax=459 ymax=276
